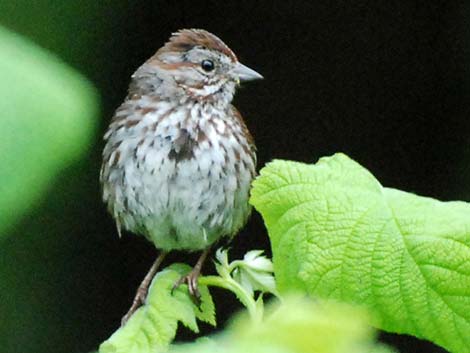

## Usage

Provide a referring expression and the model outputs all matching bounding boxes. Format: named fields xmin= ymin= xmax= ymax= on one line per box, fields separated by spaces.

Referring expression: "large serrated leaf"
xmin=250 ymin=153 xmax=470 ymax=353
xmin=99 ymin=264 xmax=215 ymax=353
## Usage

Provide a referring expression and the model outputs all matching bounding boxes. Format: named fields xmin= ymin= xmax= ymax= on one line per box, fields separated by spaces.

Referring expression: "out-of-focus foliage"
xmin=0 ymin=25 xmax=98 ymax=236
xmin=251 ymin=153 xmax=470 ymax=353
xmin=0 ymin=3 xmax=119 ymax=353
xmin=170 ymin=297 xmax=395 ymax=353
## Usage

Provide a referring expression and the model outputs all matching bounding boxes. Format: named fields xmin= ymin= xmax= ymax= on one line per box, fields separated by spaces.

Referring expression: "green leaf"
xmin=0 ymin=25 xmax=98 ymax=236
xmin=251 ymin=153 xmax=470 ymax=353
xmin=99 ymin=264 xmax=215 ymax=353
xmin=170 ymin=297 xmax=394 ymax=353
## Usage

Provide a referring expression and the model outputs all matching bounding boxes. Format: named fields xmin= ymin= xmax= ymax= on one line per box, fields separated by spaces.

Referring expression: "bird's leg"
xmin=173 ymin=246 xmax=211 ymax=303
xmin=121 ymin=251 xmax=167 ymax=326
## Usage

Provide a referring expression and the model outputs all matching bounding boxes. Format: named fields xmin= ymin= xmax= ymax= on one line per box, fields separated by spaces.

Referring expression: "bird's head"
xmin=132 ymin=29 xmax=263 ymax=105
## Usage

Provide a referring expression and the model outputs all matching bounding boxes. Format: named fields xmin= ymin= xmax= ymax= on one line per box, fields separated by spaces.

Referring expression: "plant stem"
xmin=199 ymin=275 xmax=262 ymax=324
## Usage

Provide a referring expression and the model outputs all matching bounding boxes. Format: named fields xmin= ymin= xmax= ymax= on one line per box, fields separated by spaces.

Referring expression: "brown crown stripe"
xmin=156 ymin=29 xmax=237 ymax=62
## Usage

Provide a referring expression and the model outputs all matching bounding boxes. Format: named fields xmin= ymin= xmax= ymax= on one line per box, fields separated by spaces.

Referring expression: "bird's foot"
xmin=172 ymin=268 xmax=202 ymax=306
xmin=172 ymin=247 xmax=211 ymax=306
xmin=121 ymin=252 xmax=167 ymax=326
xmin=121 ymin=285 xmax=148 ymax=326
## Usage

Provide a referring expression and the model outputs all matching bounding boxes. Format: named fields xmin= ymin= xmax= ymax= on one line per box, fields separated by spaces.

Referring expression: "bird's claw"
xmin=172 ymin=271 xmax=202 ymax=306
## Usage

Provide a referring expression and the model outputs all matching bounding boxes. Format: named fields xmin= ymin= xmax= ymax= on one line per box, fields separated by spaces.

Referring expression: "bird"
xmin=100 ymin=29 xmax=262 ymax=325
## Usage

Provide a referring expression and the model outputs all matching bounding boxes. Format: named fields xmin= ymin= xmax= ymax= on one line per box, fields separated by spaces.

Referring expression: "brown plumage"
xmin=100 ymin=29 xmax=262 ymax=325
xmin=157 ymin=29 xmax=238 ymax=62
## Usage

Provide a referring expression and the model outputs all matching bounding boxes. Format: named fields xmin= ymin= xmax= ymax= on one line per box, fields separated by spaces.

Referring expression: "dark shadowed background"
xmin=1 ymin=1 xmax=469 ymax=352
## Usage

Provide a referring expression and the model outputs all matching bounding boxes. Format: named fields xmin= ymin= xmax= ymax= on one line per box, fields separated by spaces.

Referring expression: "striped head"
xmin=130 ymin=29 xmax=263 ymax=105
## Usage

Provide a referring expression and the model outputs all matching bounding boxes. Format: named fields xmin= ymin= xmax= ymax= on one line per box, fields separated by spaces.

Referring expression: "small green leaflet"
xmin=99 ymin=264 xmax=215 ymax=353
xmin=251 ymin=153 xmax=470 ymax=353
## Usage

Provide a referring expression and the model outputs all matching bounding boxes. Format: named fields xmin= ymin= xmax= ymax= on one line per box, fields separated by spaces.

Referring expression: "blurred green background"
xmin=1 ymin=1 xmax=469 ymax=353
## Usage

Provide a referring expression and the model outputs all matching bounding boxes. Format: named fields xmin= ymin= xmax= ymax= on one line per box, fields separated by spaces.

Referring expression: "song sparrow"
xmin=100 ymin=29 xmax=262 ymax=324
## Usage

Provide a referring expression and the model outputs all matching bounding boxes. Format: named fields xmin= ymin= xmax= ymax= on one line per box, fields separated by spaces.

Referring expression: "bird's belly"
xmin=119 ymin=139 xmax=253 ymax=251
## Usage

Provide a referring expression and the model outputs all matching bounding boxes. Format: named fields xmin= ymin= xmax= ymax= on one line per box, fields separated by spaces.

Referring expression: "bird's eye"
xmin=201 ymin=60 xmax=215 ymax=72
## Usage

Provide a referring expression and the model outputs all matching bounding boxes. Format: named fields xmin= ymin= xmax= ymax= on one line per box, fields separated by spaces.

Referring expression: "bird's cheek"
xmin=226 ymin=80 xmax=237 ymax=91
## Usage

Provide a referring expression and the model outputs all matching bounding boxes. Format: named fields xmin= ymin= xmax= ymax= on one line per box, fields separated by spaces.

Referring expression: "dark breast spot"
xmin=168 ymin=128 xmax=196 ymax=162
xmin=125 ymin=120 xmax=139 ymax=128
xmin=139 ymin=107 xmax=157 ymax=115
xmin=234 ymin=149 xmax=241 ymax=161
xmin=197 ymin=129 xmax=208 ymax=143
xmin=111 ymin=150 xmax=121 ymax=167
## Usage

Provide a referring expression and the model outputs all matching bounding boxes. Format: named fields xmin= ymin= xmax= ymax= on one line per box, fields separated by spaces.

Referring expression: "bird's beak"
xmin=232 ymin=62 xmax=263 ymax=83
